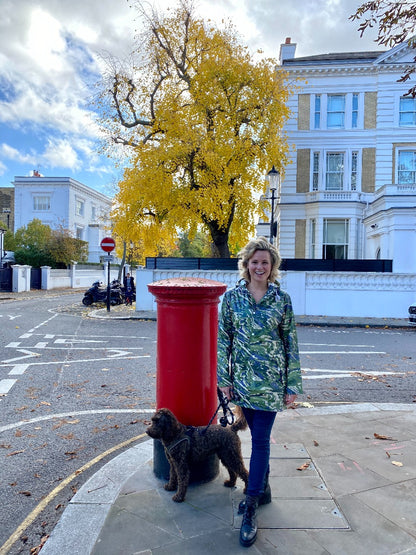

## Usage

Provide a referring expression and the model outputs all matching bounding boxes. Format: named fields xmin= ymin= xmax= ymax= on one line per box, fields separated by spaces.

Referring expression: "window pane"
xmin=328 ymin=95 xmax=345 ymax=111
xmin=398 ymin=151 xmax=416 ymax=184
xmin=399 ymin=97 xmax=416 ymax=126
xmin=323 ymin=219 xmax=349 ymax=260
xmin=327 ymin=95 xmax=345 ymax=128
xmin=327 ymin=112 xmax=345 ymax=127
xmin=326 ymin=153 xmax=344 ymax=190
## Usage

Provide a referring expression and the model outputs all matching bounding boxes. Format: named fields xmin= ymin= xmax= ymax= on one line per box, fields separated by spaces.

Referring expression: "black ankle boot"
xmin=240 ymin=495 xmax=258 ymax=547
xmin=238 ymin=472 xmax=271 ymax=514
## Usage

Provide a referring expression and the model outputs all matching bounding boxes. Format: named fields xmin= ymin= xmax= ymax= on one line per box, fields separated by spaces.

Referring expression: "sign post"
xmin=100 ymin=237 xmax=116 ymax=312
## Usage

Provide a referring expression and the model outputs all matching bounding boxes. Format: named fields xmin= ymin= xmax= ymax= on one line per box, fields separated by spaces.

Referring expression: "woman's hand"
xmin=284 ymin=393 xmax=297 ymax=407
xmin=218 ymin=386 xmax=233 ymax=401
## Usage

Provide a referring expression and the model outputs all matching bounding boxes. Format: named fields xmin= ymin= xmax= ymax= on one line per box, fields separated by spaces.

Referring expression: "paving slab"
xmin=313 ymin=453 xmax=392 ymax=497
xmin=309 ymin=493 xmax=416 ymax=555
xmin=237 ymin=498 xmax=349 ymax=530
xmin=348 ymin=439 xmax=416 ymax=482
xmin=355 ymin=479 xmax=416 ymax=537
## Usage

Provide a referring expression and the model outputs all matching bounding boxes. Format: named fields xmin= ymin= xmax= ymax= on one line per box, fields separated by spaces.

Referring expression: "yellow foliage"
xmin=101 ymin=1 xmax=294 ymax=257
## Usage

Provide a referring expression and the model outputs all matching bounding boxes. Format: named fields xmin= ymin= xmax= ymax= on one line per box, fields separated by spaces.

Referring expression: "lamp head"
xmin=266 ymin=165 xmax=280 ymax=191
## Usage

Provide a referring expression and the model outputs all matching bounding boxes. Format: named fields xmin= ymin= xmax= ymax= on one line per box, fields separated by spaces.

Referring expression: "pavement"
xmin=1 ymin=288 xmax=416 ymax=554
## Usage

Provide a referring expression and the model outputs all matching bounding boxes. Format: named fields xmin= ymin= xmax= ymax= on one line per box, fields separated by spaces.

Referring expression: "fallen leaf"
xmin=18 ymin=491 xmax=31 ymax=496
xmin=15 ymin=430 xmax=22 ymax=437
xmin=392 ymin=461 xmax=403 ymax=467
xmin=55 ymin=504 xmax=62 ymax=510
xmin=297 ymin=462 xmax=310 ymax=471
xmin=313 ymin=440 xmax=319 ymax=446
xmin=374 ymin=433 xmax=397 ymax=441
xmin=0 ymin=443 xmax=11 ymax=449
xmin=7 ymin=450 xmax=25 ymax=457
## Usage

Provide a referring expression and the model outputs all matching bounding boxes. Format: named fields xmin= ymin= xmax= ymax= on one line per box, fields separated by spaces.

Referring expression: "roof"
xmin=283 ymin=51 xmax=386 ymax=65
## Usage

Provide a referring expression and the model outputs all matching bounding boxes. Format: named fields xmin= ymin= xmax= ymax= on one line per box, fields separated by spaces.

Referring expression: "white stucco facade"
xmin=258 ymin=39 xmax=416 ymax=274
xmin=13 ymin=175 xmax=113 ymax=262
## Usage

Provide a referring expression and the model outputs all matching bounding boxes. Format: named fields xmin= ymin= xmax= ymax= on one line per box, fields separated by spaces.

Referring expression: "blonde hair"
xmin=237 ymin=237 xmax=281 ymax=283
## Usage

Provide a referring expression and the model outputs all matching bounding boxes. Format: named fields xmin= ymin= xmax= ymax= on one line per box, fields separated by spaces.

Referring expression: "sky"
xmin=0 ymin=0 xmax=384 ymax=197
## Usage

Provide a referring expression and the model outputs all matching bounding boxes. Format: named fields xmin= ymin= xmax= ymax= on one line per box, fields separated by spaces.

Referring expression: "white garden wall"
xmin=135 ymin=268 xmax=415 ymax=319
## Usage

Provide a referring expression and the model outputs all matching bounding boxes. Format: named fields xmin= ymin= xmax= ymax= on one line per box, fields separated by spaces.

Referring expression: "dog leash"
xmin=199 ymin=388 xmax=235 ymax=435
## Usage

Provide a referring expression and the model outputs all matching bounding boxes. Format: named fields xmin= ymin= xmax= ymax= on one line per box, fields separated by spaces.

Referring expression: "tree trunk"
xmin=208 ymin=224 xmax=230 ymax=258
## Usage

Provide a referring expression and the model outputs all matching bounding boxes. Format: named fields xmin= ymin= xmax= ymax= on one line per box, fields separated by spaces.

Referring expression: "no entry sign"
xmin=100 ymin=237 xmax=116 ymax=252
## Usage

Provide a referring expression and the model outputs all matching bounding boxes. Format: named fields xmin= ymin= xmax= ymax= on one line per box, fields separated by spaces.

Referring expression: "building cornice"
xmin=12 ymin=176 xmax=112 ymax=205
xmin=280 ymin=63 xmax=411 ymax=77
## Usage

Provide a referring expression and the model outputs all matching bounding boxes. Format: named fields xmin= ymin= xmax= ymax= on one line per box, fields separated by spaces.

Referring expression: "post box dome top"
xmin=149 ymin=277 xmax=226 ymax=288
xmin=147 ymin=277 xmax=227 ymax=301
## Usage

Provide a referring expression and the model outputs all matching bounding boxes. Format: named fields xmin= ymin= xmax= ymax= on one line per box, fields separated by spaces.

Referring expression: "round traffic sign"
xmin=100 ymin=237 xmax=116 ymax=252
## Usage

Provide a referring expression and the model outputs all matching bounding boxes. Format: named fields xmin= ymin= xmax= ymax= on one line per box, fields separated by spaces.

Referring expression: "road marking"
xmin=302 ymin=368 xmax=403 ymax=380
xmin=1 ymin=349 xmax=41 ymax=363
xmin=0 ymin=354 xmax=150 ymax=369
xmin=5 ymin=342 xmax=21 ymax=348
xmin=54 ymin=338 xmax=106 ymax=344
xmin=8 ymin=364 xmax=29 ymax=375
xmin=19 ymin=333 xmax=32 ymax=339
xmin=0 ymin=409 xmax=154 ymax=433
xmin=300 ymin=350 xmax=386 ymax=355
xmin=301 ymin=343 xmax=374 ymax=348
xmin=0 ymin=432 xmax=148 ymax=555
xmin=28 ymin=312 xmax=59 ymax=332
xmin=0 ymin=379 xmax=17 ymax=395
xmin=33 ymin=342 xmax=48 ymax=348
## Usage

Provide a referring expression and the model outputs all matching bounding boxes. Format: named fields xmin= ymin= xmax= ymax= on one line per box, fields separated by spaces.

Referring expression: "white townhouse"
xmin=13 ymin=173 xmax=113 ymax=263
xmin=258 ymin=38 xmax=416 ymax=274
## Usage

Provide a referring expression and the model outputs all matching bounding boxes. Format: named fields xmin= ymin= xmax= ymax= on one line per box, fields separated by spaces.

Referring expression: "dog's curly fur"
xmin=146 ymin=407 xmax=249 ymax=502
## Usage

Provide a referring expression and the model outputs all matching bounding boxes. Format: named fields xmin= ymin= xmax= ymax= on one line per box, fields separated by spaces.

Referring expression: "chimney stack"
xmin=279 ymin=37 xmax=296 ymax=64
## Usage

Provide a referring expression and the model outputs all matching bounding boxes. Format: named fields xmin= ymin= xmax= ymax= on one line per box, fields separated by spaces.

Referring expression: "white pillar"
xmin=135 ymin=268 xmax=155 ymax=311
xmin=41 ymin=266 xmax=51 ymax=290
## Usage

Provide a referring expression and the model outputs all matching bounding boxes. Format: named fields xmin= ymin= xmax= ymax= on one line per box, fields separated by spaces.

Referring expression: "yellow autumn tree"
xmin=98 ymin=0 xmax=292 ymax=257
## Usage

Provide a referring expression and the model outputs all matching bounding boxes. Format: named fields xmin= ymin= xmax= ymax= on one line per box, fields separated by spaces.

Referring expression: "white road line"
xmin=5 ymin=342 xmax=21 ymax=348
xmin=1 ymin=349 xmax=41 ymax=363
xmin=54 ymin=338 xmax=106 ymax=344
xmin=300 ymin=343 xmax=374 ymax=348
xmin=302 ymin=368 xmax=404 ymax=380
xmin=28 ymin=312 xmax=59 ymax=332
xmin=0 ymin=379 xmax=17 ymax=395
xmin=19 ymin=333 xmax=32 ymax=339
xmin=300 ymin=350 xmax=386 ymax=354
xmin=0 ymin=409 xmax=155 ymax=433
xmin=0 ymin=354 xmax=150 ymax=368
xmin=8 ymin=364 xmax=29 ymax=375
xmin=33 ymin=342 xmax=48 ymax=348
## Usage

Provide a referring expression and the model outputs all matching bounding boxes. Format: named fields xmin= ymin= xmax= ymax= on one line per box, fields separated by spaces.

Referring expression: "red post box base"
xmin=153 ymin=439 xmax=219 ymax=484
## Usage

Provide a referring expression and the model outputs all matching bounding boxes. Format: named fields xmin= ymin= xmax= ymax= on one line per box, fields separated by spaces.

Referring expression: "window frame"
xmin=397 ymin=149 xmax=416 ymax=184
xmin=33 ymin=195 xmax=51 ymax=211
xmin=75 ymin=198 xmax=85 ymax=217
xmin=399 ymin=97 xmax=416 ymax=127
xmin=322 ymin=218 xmax=349 ymax=260
xmin=310 ymin=150 xmax=361 ymax=192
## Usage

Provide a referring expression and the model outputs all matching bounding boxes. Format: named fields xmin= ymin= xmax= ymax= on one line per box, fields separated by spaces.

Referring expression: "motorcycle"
xmin=82 ymin=280 xmax=124 ymax=306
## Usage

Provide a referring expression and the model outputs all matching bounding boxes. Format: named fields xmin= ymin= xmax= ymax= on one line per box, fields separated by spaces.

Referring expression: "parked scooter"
xmin=82 ymin=280 xmax=124 ymax=306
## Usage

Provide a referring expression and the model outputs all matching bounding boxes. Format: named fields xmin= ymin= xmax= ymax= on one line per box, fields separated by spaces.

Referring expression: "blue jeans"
xmin=242 ymin=408 xmax=277 ymax=497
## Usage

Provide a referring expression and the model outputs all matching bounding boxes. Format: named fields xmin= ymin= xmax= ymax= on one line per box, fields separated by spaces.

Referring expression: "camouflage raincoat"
xmin=217 ymin=280 xmax=302 ymax=412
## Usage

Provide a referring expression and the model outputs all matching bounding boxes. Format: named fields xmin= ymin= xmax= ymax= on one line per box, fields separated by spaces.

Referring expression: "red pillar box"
xmin=148 ymin=277 xmax=227 ymax=482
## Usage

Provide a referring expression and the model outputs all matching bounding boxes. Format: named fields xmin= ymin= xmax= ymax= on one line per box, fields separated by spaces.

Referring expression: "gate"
xmin=0 ymin=267 xmax=12 ymax=291
xmin=30 ymin=268 xmax=42 ymax=290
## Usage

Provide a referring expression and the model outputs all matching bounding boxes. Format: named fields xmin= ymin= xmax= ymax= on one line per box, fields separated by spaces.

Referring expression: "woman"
xmin=123 ymin=272 xmax=135 ymax=305
xmin=217 ymin=237 xmax=302 ymax=548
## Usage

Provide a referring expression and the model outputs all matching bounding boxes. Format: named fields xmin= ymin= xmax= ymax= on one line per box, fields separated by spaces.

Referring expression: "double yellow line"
xmin=0 ymin=433 xmax=147 ymax=555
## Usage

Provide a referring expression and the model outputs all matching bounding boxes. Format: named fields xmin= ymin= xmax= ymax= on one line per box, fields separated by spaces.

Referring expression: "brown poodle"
xmin=146 ymin=407 xmax=249 ymax=502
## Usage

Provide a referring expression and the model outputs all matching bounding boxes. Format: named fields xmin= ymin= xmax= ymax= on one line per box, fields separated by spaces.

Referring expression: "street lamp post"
xmin=0 ymin=226 xmax=6 ymax=267
xmin=266 ymin=166 xmax=280 ymax=244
